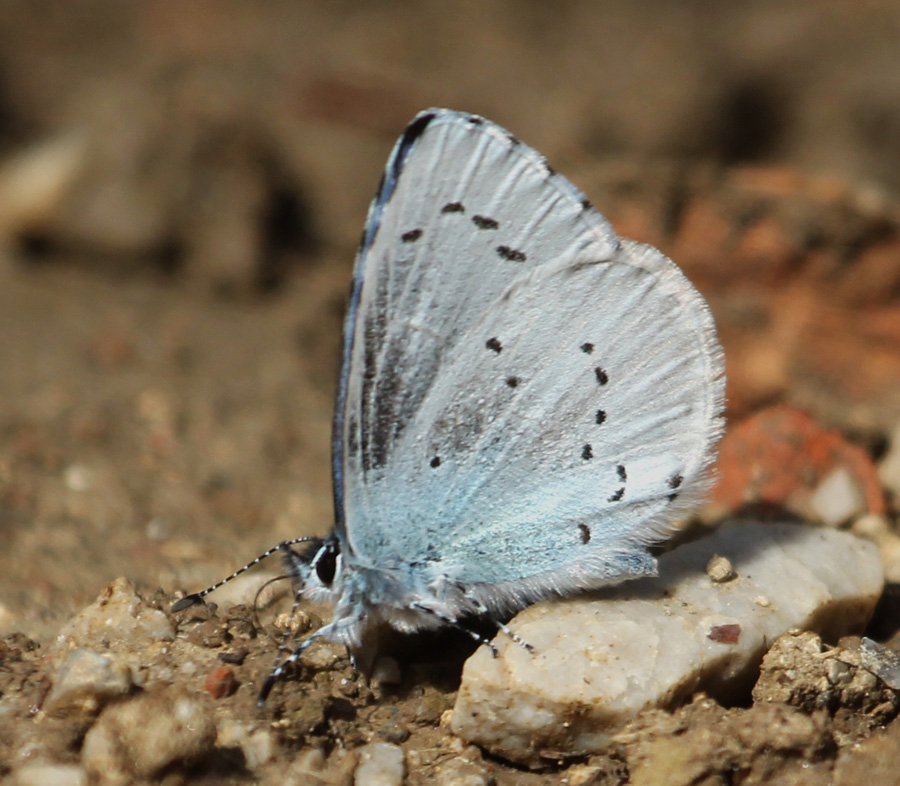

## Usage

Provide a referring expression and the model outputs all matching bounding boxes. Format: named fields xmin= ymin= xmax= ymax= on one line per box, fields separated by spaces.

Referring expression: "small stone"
xmin=565 ymin=763 xmax=607 ymax=786
xmin=706 ymin=554 xmax=736 ymax=583
xmin=204 ymin=664 xmax=238 ymax=698
xmin=217 ymin=720 xmax=276 ymax=771
xmin=144 ymin=517 xmax=171 ymax=542
xmin=273 ymin=610 xmax=313 ymax=636
xmin=752 ymin=630 xmax=899 ymax=736
xmin=286 ymin=748 xmax=357 ymax=786
xmin=218 ymin=647 xmax=249 ymax=665
xmin=858 ymin=637 xmax=900 ymax=690
xmin=852 ymin=514 xmax=900 ymax=583
xmin=354 ymin=741 xmax=405 ymax=786
xmin=63 ymin=464 xmax=93 ymax=492
xmin=451 ymin=522 xmax=883 ymax=765
xmin=751 ymin=631 xmax=832 ymax=708
xmin=713 ymin=406 xmax=885 ymax=521
xmin=53 ymin=578 xmax=174 ymax=657
xmin=877 ymin=421 xmax=900 ymax=497
xmin=809 ymin=466 xmax=866 ymax=526
xmin=707 ymin=622 xmax=741 ymax=643
xmin=82 ymin=686 xmax=216 ymax=785
xmin=10 ymin=763 xmax=87 ymax=786
xmin=851 ymin=513 xmax=892 ymax=540
xmin=43 ymin=648 xmax=133 ymax=716
xmin=378 ymin=724 xmax=410 ymax=745
xmin=434 ymin=756 xmax=493 ymax=786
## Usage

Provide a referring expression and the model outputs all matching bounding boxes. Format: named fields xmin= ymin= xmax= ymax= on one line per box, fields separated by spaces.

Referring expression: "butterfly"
xmin=173 ymin=109 xmax=725 ymax=702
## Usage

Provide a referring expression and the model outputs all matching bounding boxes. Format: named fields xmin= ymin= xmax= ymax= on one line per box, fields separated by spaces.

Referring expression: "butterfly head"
xmin=282 ymin=534 xmax=344 ymax=605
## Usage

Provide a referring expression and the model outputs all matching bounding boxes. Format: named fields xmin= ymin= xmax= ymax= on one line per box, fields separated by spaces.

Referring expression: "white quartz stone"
xmin=354 ymin=741 xmax=405 ymax=786
xmin=451 ymin=522 xmax=883 ymax=765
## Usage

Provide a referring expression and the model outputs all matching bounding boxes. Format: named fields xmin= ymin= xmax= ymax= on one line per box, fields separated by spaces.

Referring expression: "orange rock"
xmin=713 ymin=405 xmax=885 ymax=521
xmin=204 ymin=665 xmax=238 ymax=699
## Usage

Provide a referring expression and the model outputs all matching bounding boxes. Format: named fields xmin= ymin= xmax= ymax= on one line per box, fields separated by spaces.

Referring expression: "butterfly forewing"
xmin=337 ymin=109 xmax=724 ymax=597
xmin=338 ymin=113 xmax=615 ymax=522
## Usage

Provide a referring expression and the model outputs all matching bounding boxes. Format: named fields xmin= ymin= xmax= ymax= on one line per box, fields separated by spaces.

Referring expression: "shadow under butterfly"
xmin=172 ymin=108 xmax=726 ymax=704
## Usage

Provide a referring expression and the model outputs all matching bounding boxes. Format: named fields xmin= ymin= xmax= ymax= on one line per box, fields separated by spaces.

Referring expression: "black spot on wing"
xmin=578 ymin=524 xmax=591 ymax=544
xmin=667 ymin=473 xmax=683 ymax=503
xmin=595 ymin=409 xmax=607 ymax=425
xmin=472 ymin=215 xmax=499 ymax=230
xmin=580 ymin=342 xmax=594 ymax=354
xmin=617 ymin=464 xmax=627 ymax=482
xmin=507 ymin=133 xmax=521 ymax=146
xmin=401 ymin=228 xmax=422 ymax=242
xmin=442 ymin=202 xmax=465 ymax=213
xmin=582 ymin=444 xmax=593 ymax=461
xmin=505 ymin=376 xmax=520 ymax=388
xmin=608 ymin=487 xmax=625 ymax=502
xmin=430 ymin=456 xmax=441 ymax=468
xmin=485 ymin=337 xmax=502 ymax=353
xmin=496 ymin=245 xmax=527 ymax=262
xmin=595 ymin=367 xmax=608 ymax=386
xmin=467 ymin=115 xmax=484 ymax=125
xmin=581 ymin=198 xmax=593 ymax=211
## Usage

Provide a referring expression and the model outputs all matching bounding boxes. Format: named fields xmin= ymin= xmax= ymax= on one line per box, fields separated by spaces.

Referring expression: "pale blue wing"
xmin=335 ymin=109 xmax=724 ymax=607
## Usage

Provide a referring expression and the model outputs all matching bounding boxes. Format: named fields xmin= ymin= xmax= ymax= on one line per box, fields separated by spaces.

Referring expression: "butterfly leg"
xmin=257 ymin=633 xmax=322 ymax=706
xmin=409 ymin=601 xmax=499 ymax=657
xmin=465 ymin=595 xmax=535 ymax=653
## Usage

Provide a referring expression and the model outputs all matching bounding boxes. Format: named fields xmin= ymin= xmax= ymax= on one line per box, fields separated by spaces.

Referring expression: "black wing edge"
xmin=330 ymin=110 xmax=439 ymax=538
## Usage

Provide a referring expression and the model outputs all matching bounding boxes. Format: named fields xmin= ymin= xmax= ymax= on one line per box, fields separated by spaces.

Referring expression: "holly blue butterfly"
xmin=173 ymin=108 xmax=725 ymax=702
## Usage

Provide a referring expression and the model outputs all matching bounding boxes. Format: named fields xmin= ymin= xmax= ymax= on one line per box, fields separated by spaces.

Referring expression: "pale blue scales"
xmin=172 ymin=108 xmax=726 ymax=702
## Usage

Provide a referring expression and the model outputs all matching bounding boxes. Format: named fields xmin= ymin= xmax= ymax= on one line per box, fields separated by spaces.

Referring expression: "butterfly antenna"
xmin=171 ymin=537 xmax=320 ymax=613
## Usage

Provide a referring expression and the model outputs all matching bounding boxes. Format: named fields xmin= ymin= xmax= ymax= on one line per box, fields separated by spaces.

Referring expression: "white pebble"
xmin=451 ymin=522 xmax=883 ymax=765
xmin=706 ymin=554 xmax=736 ymax=582
xmin=354 ymin=742 xmax=405 ymax=786
xmin=809 ymin=466 xmax=866 ymax=526
xmin=10 ymin=763 xmax=87 ymax=786
xmin=877 ymin=421 xmax=900 ymax=496
xmin=43 ymin=649 xmax=133 ymax=716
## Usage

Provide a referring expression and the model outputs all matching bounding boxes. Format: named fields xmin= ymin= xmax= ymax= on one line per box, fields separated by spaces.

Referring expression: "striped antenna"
xmin=170 ymin=537 xmax=321 ymax=613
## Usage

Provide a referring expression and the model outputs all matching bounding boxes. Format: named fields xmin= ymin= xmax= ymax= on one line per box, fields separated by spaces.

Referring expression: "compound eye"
xmin=313 ymin=542 xmax=338 ymax=586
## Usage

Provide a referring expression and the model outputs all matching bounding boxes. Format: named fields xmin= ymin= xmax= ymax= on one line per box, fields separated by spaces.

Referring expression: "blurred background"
xmin=1 ymin=0 xmax=900 ymax=640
